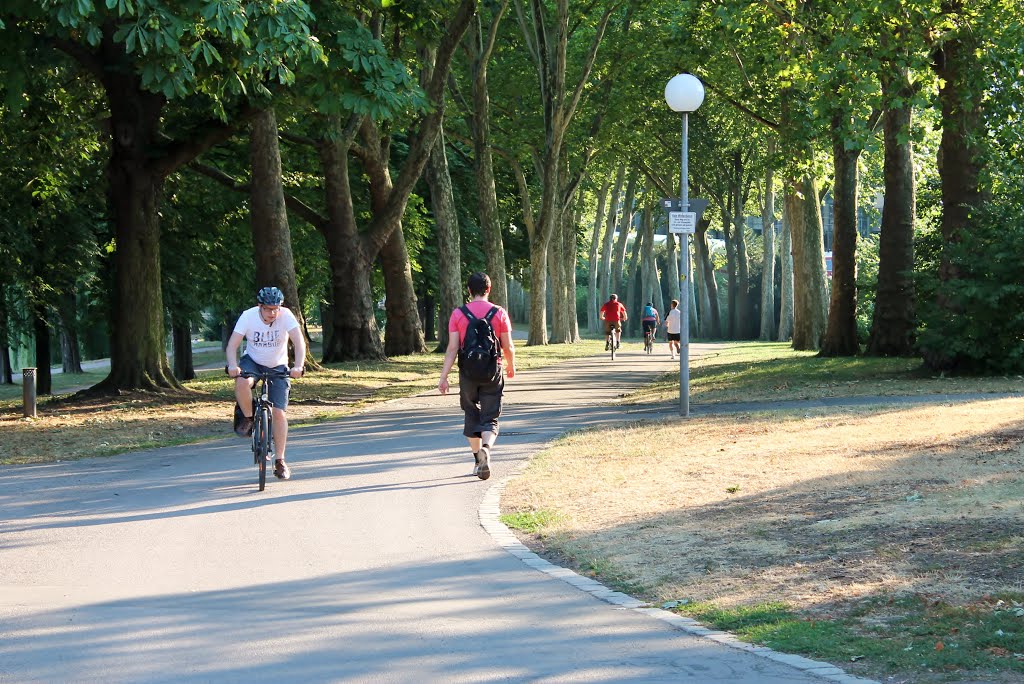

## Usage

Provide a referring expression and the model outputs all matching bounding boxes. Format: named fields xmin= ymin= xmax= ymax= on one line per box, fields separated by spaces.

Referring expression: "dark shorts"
xmin=239 ymin=355 xmax=291 ymax=410
xmin=459 ymin=371 xmax=504 ymax=438
xmin=667 ymin=332 xmax=681 ymax=342
xmin=642 ymin=320 xmax=657 ymax=335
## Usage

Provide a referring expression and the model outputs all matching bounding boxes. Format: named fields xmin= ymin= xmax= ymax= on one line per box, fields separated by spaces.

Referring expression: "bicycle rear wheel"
xmin=255 ymin=407 xmax=270 ymax=491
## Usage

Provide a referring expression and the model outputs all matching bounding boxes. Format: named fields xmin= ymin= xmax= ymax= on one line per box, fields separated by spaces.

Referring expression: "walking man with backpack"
xmin=439 ymin=272 xmax=516 ymax=480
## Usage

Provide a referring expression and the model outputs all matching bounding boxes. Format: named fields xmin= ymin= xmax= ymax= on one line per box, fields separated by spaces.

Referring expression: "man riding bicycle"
xmin=641 ymin=302 xmax=660 ymax=347
xmin=226 ymin=286 xmax=306 ymax=480
xmin=599 ymin=294 xmax=627 ymax=351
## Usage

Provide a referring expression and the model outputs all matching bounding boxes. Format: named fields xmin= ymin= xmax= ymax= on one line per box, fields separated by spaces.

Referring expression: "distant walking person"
xmin=600 ymin=294 xmax=628 ymax=351
xmin=226 ymin=286 xmax=306 ymax=480
xmin=665 ymin=299 xmax=681 ymax=360
xmin=439 ymin=273 xmax=516 ymax=480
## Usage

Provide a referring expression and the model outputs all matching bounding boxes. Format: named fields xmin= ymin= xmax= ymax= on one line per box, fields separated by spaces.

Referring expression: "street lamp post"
xmin=664 ymin=73 xmax=704 ymax=417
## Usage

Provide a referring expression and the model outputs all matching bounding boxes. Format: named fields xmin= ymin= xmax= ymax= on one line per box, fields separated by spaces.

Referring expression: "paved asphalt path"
xmin=0 ymin=343 xmax=851 ymax=683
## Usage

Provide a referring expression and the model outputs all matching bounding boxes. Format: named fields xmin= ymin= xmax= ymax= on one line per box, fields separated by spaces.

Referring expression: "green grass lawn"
xmin=633 ymin=341 xmax=1023 ymax=404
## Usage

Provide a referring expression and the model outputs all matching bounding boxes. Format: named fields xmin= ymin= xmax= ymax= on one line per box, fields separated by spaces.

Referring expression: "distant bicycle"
xmin=606 ymin=327 xmax=621 ymax=360
xmin=643 ymin=327 xmax=655 ymax=355
xmin=228 ymin=367 xmax=294 ymax=491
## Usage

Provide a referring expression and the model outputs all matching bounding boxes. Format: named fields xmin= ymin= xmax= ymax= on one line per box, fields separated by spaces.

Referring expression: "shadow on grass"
xmin=515 ymin=408 xmax=1024 ymax=682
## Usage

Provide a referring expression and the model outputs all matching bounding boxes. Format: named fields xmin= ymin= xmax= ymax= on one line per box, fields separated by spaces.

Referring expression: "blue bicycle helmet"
xmin=256 ymin=286 xmax=284 ymax=306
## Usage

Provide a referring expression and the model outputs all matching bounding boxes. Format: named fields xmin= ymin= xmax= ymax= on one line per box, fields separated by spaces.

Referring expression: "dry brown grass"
xmin=0 ymin=340 xmax=609 ymax=465
xmin=0 ymin=366 xmax=422 ymax=464
xmin=502 ymin=397 xmax=1024 ymax=613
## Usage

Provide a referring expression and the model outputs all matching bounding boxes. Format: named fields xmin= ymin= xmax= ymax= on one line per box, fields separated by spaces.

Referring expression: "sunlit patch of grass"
xmin=627 ymin=342 xmax=1023 ymax=405
xmin=673 ymin=594 xmax=1024 ymax=681
xmin=0 ymin=371 xmax=109 ymax=405
xmin=500 ymin=509 xmax=563 ymax=533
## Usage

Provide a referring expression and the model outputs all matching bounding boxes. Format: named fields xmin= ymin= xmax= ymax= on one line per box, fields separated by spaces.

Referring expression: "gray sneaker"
xmin=477 ymin=445 xmax=491 ymax=480
xmin=472 ymin=452 xmax=481 ymax=476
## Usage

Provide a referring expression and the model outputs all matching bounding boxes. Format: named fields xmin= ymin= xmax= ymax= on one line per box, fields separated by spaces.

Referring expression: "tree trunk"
xmin=625 ymin=226 xmax=643 ymax=338
xmin=666 ymin=230 xmax=680 ymax=301
xmin=380 ymin=227 xmax=427 ymax=356
xmin=687 ymin=241 xmax=698 ymax=333
xmin=694 ymin=221 xmax=722 ymax=338
xmin=468 ymin=22 xmax=509 ymax=310
xmin=58 ymin=293 xmax=83 ymax=373
xmin=564 ymin=203 xmax=581 ymax=342
xmin=735 ymin=214 xmax=753 ymax=338
xmin=527 ymin=236 xmax=551 ymax=345
xmin=691 ymin=226 xmax=708 ymax=336
xmin=317 ymin=128 xmax=385 ymax=362
xmin=97 ymin=81 xmax=180 ymax=392
xmin=587 ymin=181 xmax=610 ymax=333
xmin=322 ymin=253 xmax=383 ymax=361
xmin=641 ymin=205 xmax=658 ymax=315
xmin=731 ymin=151 xmax=753 ymax=338
xmin=759 ymin=151 xmax=777 ymax=341
xmin=649 ymin=213 xmax=665 ymax=316
xmin=249 ymin=107 xmax=321 ymax=370
xmin=172 ymin=321 xmax=195 ymax=381
xmin=421 ymin=288 xmax=437 ymax=342
xmin=821 ymin=124 xmax=861 ymax=356
xmin=721 ymin=203 xmax=739 ymax=338
xmin=1 ymin=347 xmax=12 ymax=385
xmin=548 ymin=216 xmax=570 ymax=343
xmin=34 ymin=306 xmax=52 ymax=396
xmin=777 ymin=202 xmax=794 ymax=341
xmin=610 ymin=169 xmax=637 ymax=296
xmin=599 ymin=165 xmax=625 ymax=303
xmin=867 ymin=70 xmax=916 ymax=356
xmin=426 ymin=125 xmax=462 ymax=352
xmin=0 ymin=294 xmax=11 ymax=384
xmin=361 ymin=120 xmax=426 ymax=358
xmin=787 ymin=177 xmax=829 ymax=350
xmin=925 ymin=4 xmax=986 ymax=370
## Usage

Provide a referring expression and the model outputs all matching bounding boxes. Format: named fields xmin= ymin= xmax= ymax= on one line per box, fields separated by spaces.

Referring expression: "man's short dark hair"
xmin=468 ymin=272 xmax=491 ymax=296
xmin=609 ymin=293 xmax=618 ymax=301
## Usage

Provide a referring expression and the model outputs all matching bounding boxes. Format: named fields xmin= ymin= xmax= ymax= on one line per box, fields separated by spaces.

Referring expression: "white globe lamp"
xmin=664 ymin=73 xmax=705 ymax=112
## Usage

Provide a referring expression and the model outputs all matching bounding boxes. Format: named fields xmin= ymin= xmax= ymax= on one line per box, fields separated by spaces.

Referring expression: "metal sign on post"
xmin=669 ymin=211 xmax=697 ymax=234
xmin=662 ymin=197 xmax=709 ymax=222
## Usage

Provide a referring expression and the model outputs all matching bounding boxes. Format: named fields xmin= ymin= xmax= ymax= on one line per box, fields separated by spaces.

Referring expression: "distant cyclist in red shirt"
xmin=599 ymin=294 xmax=627 ymax=351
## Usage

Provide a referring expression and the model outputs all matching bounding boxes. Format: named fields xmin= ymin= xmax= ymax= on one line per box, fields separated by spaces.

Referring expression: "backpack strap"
xmin=481 ymin=306 xmax=502 ymax=351
xmin=459 ymin=304 xmax=477 ymax=321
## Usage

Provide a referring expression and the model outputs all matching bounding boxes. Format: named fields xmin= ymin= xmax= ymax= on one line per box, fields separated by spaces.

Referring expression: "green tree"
xmin=1 ymin=0 xmax=323 ymax=391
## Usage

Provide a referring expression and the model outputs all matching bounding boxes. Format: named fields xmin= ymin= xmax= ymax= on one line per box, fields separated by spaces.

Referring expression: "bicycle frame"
xmin=237 ymin=368 xmax=291 ymax=491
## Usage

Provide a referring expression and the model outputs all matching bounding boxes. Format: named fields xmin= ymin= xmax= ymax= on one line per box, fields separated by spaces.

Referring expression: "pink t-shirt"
xmin=448 ymin=300 xmax=511 ymax=359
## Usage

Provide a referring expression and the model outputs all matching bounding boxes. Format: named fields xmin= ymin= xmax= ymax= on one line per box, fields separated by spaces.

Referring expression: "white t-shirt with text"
xmin=233 ymin=306 xmax=300 ymax=368
xmin=665 ymin=308 xmax=682 ymax=335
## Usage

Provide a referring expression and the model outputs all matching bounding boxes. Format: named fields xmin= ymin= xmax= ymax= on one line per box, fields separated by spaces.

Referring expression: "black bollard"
xmin=23 ymin=367 xmax=37 ymax=418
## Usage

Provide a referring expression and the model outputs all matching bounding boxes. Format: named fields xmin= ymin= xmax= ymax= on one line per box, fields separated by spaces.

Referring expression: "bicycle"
xmin=643 ymin=326 xmax=655 ymax=355
xmin=229 ymin=367 xmax=293 ymax=491
xmin=606 ymin=326 xmax=621 ymax=360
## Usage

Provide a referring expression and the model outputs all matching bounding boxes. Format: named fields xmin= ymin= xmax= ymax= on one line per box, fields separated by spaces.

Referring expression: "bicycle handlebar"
xmin=224 ymin=366 xmax=302 ymax=379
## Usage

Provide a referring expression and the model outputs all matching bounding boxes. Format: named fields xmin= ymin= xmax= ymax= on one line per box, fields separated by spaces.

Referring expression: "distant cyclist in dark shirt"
xmin=640 ymin=302 xmax=660 ymax=341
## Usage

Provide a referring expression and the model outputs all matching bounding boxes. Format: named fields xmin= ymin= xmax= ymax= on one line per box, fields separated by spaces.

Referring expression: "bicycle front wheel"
xmin=255 ymin=407 xmax=271 ymax=491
